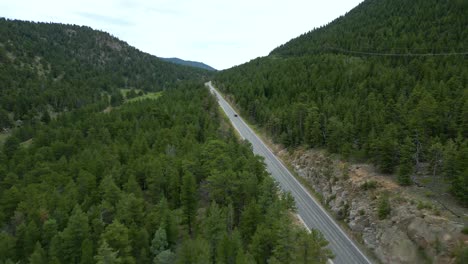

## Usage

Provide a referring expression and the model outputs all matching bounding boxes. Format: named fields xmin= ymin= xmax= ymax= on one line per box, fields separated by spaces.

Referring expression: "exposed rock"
xmin=283 ymin=149 xmax=467 ymax=264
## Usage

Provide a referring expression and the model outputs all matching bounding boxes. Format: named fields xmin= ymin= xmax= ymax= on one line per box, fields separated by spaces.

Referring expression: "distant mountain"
xmin=161 ymin=57 xmax=217 ymax=71
xmin=0 ymin=18 xmax=211 ymax=126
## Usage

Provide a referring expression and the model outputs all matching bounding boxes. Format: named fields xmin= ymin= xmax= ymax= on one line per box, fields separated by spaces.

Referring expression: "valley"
xmin=1 ymin=0 xmax=467 ymax=263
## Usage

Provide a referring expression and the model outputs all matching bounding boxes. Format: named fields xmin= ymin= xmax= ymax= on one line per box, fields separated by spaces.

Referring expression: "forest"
xmin=0 ymin=83 xmax=331 ymax=263
xmin=214 ymin=0 xmax=468 ymax=205
xmin=0 ymin=18 xmax=211 ymax=128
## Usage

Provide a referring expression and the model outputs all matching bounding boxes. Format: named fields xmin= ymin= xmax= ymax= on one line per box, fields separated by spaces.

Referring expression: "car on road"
xmin=234 ymin=114 xmax=238 ymax=117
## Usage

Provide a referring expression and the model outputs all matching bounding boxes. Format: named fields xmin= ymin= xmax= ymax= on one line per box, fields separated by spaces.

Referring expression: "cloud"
xmin=75 ymin=11 xmax=133 ymax=27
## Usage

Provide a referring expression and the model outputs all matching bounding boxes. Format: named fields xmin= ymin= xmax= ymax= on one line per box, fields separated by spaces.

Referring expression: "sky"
xmin=0 ymin=0 xmax=363 ymax=70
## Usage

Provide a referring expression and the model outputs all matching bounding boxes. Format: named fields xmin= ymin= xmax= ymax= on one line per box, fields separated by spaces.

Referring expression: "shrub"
xmin=378 ymin=195 xmax=391 ymax=219
xmin=462 ymin=227 xmax=468 ymax=235
xmin=361 ymin=180 xmax=378 ymax=190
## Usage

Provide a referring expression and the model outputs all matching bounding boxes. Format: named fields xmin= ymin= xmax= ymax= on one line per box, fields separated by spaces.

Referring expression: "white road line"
xmin=208 ymin=82 xmax=372 ymax=264
xmin=222 ymin=90 xmax=371 ymax=264
xmin=297 ymin=214 xmax=311 ymax=232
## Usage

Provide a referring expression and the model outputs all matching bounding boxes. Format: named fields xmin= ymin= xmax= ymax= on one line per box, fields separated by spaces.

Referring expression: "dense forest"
xmin=214 ymin=0 xmax=468 ymax=205
xmin=0 ymin=84 xmax=331 ymax=263
xmin=0 ymin=18 xmax=211 ymax=128
xmin=0 ymin=18 xmax=332 ymax=263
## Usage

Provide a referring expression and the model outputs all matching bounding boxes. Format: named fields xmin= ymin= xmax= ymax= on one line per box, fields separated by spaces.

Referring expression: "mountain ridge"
xmin=271 ymin=0 xmax=468 ymax=57
xmin=161 ymin=57 xmax=217 ymax=71
xmin=0 ymin=18 xmax=211 ymax=127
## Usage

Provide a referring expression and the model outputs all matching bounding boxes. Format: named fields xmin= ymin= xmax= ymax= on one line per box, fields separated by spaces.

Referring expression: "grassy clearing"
xmin=120 ymin=88 xmax=142 ymax=97
xmin=20 ymin=138 xmax=33 ymax=148
xmin=126 ymin=91 xmax=163 ymax=103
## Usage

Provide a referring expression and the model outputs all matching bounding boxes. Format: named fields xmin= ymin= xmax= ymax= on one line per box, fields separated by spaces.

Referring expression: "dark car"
xmin=234 ymin=114 xmax=238 ymax=117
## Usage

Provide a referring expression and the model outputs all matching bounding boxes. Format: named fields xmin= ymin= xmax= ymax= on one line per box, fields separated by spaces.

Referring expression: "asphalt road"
xmin=206 ymin=81 xmax=372 ymax=264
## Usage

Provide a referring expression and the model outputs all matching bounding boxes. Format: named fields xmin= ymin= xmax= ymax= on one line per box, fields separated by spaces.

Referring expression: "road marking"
xmin=297 ymin=214 xmax=311 ymax=232
xmin=224 ymin=89 xmax=371 ymax=263
xmin=208 ymin=82 xmax=372 ymax=264
xmin=208 ymin=85 xmax=245 ymax=140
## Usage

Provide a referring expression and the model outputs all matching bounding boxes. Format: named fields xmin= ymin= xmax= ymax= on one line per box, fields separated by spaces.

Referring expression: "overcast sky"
xmin=1 ymin=0 xmax=363 ymax=70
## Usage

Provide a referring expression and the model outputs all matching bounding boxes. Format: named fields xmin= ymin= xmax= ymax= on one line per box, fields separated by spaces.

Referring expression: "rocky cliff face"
xmin=283 ymin=149 xmax=467 ymax=264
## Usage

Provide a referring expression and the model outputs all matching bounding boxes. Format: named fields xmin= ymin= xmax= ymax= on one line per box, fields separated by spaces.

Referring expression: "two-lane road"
xmin=207 ymin=82 xmax=372 ymax=264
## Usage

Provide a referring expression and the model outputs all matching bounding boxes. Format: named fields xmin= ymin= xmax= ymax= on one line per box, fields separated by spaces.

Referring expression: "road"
xmin=206 ymin=81 xmax=372 ymax=264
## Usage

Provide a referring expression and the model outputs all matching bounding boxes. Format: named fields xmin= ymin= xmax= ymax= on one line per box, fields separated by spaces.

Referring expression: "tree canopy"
xmin=214 ymin=0 xmax=468 ymax=205
xmin=0 ymin=83 xmax=331 ymax=263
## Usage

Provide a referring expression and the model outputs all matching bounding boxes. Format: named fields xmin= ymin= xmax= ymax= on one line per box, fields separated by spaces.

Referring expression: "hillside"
xmin=0 ymin=18 xmax=211 ymax=128
xmin=0 ymin=83 xmax=331 ymax=263
xmin=0 ymin=18 xmax=332 ymax=263
xmin=161 ymin=57 xmax=217 ymax=71
xmin=214 ymin=0 xmax=468 ymax=207
xmin=272 ymin=0 xmax=468 ymax=57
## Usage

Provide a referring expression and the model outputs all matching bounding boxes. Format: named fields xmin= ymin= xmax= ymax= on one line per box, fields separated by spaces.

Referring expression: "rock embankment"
xmin=283 ymin=149 xmax=467 ymax=264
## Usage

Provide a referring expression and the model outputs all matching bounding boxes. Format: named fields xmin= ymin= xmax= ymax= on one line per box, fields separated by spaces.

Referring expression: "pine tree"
xmin=239 ymin=201 xmax=261 ymax=244
xmin=29 ymin=242 xmax=47 ymax=264
xmin=95 ymin=240 xmax=121 ymax=264
xmin=294 ymin=229 xmax=332 ymax=263
xmin=151 ymin=226 xmax=169 ymax=257
xmin=154 ymin=250 xmax=175 ymax=264
xmin=398 ymin=137 xmax=414 ymax=186
xmin=0 ymin=232 xmax=16 ymax=261
xmin=249 ymin=224 xmax=275 ymax=264
xmin=180 ymin=172 xmax=197 ymax=237
xmin=41 ymin=218 xmax=58 ymax=249
xmin=60 ymin=205 xmax=90 ymax=264
xmin=272 ymin=216 xmax=296 ymax=263
xmin=3 ymin=135 xmax=20 ymax=159
xmin=203 ymin=201 xmax=225 ymax=262
xmin=80 ymin=238 xmax=93 ymax=264
xmin=175 ymin=238 xmax=210 ymax=264
xmin=101 ymin=220 xmax=133 ymax=262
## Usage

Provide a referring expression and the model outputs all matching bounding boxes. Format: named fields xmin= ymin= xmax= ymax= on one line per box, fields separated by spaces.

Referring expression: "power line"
xmin=328 ymin=47 xmax=468 ymax=57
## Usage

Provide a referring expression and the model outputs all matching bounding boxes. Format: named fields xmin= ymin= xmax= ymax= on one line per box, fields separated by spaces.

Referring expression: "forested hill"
xmin=214 ymin=0 xmax=468 ymax=205
xmin=271 ymin=0 xmax=468 ymax=57
xmin=0 ymin=18 xmax=211 ymax=127
xmin=0 ymin=84 xmax=331 ymax=263
xmin=161 ymin=57 xmax=217 ymax=71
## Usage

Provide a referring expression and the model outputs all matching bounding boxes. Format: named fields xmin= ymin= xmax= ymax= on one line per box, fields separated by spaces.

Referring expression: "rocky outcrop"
xmin=285 ymin=149 xmax=466 ymax=264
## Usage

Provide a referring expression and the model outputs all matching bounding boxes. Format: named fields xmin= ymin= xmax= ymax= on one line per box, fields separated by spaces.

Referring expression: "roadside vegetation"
xmin=0 ymin=83 xmax=331 ymax=263
xmin=214 ymin=0 xmax=468 ymax=206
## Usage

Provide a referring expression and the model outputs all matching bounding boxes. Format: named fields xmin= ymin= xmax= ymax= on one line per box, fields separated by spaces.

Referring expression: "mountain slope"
xmin=214 ymin=0 xmax=467 ymax=209
xmin=272 ymin=0 xmax=468 ymax=57
xmin=0 ymin=17 xmax=333 ymax=264
xmin=0 ymin=18 xmax=211 ymax=126
xmin=161 ymin=57 xmax=217 ymax=71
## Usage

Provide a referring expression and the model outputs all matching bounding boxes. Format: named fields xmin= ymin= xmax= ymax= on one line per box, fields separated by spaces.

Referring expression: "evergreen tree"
xmin=80 ymin=239 xmax=94 ymax=264
xmin=154 ymin=250 xmax=175 ymax=264
xmin=180 ymin=172 xmax=197 ymax=237
xmin=202 ymin=201 xmax=225 ymax=262
xmin=151 ymin=226 xmax=169 ymax=257
xmin=398 ymin=137 xmax=414 ymax=186
xmin=29 ymin=242 xmax=46 ymax=264
xmin=0 ymin=232 xmax=16 ymax=261
xmin=294 ymin=229 xmax=332 ymax=263
xmin=3 ymin=135 xmax=20 ymax=159
xmin=95 ymin=240 xmax=121 ymax=264
xmin=101 ymin=220 xmax=133 ymax=263
xmin=60 ymin=205 xmax=90 ymax=264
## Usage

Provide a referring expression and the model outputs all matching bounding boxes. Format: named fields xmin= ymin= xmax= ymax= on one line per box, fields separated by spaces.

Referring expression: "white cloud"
xmin=0 ymin=0 xmax=363 ymax=69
